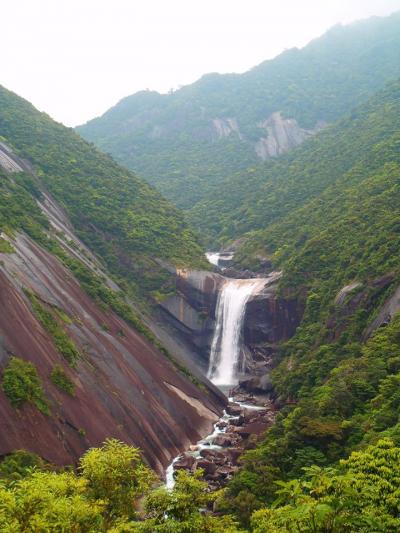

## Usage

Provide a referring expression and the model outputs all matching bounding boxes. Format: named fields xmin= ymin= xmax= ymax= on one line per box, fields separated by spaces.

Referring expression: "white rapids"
xmin=205 ymin=252 xmax=221 ymax=266
xmin=165 ymin=398 xmax=265 ymax=490
xmin=207 ymin=278 xmax=267 ymax=386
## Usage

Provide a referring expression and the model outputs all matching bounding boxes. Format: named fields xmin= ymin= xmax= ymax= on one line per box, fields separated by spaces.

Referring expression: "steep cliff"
xmin=0 ymin=100 xmax=225 ymax=473
xmin=157 ymin=269 xmax=303 ymax=377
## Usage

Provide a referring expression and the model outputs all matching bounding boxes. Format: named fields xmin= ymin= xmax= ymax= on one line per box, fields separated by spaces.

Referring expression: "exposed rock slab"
xmin=0 ymin=234 xmax=225 ymax=474
xmin=255 ymin=112 xmax=325 ymax=160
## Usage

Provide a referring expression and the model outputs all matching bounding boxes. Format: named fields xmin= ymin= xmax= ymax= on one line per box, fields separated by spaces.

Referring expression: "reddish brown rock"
xmin=215 ymin=465 xmax=237 ymax=478
xmin=213 ymin=433 xmax=240 ymax=447
xmin=235 ymin=421 xmax=270 ymax=438
xmin=196 ymin=459 xmax=218 ymax=475
xmin=0 ymin=234 xmax=225 ymax=475
xmin=200 ymin=448 xmax=228 ymax=464
xmin=174 ymin=453 xmax=196 ymax=470
xmin=226 ymin=403 xmax=243 ymax=416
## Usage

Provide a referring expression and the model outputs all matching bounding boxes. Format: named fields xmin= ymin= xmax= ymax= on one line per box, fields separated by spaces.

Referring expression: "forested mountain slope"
xmin=191 ymin=79 xmax=400 ymax=243
xmin=216 ymin=80 xmax=400 ymax=528
xmin=0 ymin=87 xmax=224 ymax=472
xmin=0 ymin=86 xmax=207 ymax=299
xmin=77 ymin=12 xmax=400 ymax=215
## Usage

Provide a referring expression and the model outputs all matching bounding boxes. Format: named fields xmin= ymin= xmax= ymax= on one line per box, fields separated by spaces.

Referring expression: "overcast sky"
xmin=2 ymin=0 xmax=400 ymax=126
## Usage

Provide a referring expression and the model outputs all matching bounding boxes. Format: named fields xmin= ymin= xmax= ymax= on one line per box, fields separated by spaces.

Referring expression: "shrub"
xmin=2 ymin=356 xmax=49 ymax=415
xmin=0 ymin=237 xmax=15 ymax=253
xmin=25 ymin=290 xmax=81 ymax=366
xmin=50 ymin=365 xmax=75 ymax=395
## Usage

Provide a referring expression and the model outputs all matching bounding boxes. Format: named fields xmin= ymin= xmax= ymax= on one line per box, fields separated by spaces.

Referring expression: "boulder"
xmin=200 ymin=448 xmax=228 ymax=464
xmin=213 ymin=433 xmax=239 ymax=447
xmin=174 ymin=453 xmax=196 ymax=470
xmin=196 ymin=459 xmax=217 ymax=475
xmin=226 ymin=403 xmax=243 ymax=416
xmin=239 ymin=375 xmax=274 ymax=394
xmin=235 ymin=421 xmax=269 ymax=438
xmin=228 ymin=448 xmax=243 ymax=464
xmin=215 ymin=465 xmax=237 ymax=479
xmin=229 ymin=415 xmax=245 ymax=426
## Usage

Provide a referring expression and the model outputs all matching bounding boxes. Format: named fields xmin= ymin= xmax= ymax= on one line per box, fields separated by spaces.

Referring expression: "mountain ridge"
xmin=77 ymin=11 xmax=400 ymax=216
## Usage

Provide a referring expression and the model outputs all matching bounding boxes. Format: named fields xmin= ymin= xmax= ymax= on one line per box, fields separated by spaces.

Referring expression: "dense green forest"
xmin=190 ymin=79 xmax=400 ymax=243
xmin=3 ymin=436 xmax=400 ymax=531
xmin=78 ymin=12 xmax=400 ymax=215
xmin=0 ymin=85 xmax=207 ymax=300
xmin=2 ymin=11 xmax=400 ymax=532
xmin=208 ymin=81 xmax=400 ymax=529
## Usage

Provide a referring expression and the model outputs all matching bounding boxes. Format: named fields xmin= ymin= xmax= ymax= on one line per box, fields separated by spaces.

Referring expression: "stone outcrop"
xmin=255 ymin=112 xmax=325 ymax=160
xmin=0 ymin=234 xmax=225 ymax=474
xmin=158 ymin=269 xmax=303 ymax=378
xmin=326 ymin=273 xmax=398 ymax=342
xmin=364 ymin=284 xmax=400 ymax=338
xmin=0 ymin=143 xmax=226 ymax=473
xmin=334 ymin=282 xmax=363 ymax=306
xmin=212 ymin=118 xmax=243 ymax=141
xmin=157 ymin=270 xmax=225 ymax=367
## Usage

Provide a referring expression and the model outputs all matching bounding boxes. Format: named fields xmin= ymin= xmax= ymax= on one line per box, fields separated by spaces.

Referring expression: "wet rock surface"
xmin=168 ymin=395 xmax=275 ymax=490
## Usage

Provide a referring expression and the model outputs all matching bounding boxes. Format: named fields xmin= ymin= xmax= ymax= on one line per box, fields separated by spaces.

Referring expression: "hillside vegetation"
xmin=191 ymin=80 xmax=400 ymax=243
xmin=0 ymin=85 xmax=207 ymax=299
xmin=77 ymin=12 xmax=400 ymax=217
xmin=210 ymin=80 xmax=400 ymax=529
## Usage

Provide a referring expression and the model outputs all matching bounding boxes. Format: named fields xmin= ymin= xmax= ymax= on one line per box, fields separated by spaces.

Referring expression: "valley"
xmin=1 ymin=7 xmax=400 ymax=531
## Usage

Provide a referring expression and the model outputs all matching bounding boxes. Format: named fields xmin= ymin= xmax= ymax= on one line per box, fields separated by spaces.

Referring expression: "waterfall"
xmin=207 ymin=278 xmax=267 ymax=386
xmin=206 ymin=252 xmax=220 ymax=266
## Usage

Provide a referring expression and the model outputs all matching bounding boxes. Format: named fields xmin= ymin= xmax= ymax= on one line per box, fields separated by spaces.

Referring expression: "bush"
xmin=0 ymin=450 xmax=47 ymax=483
xmin=25 ymin=290 xmax=81 ymax=366
xmin=50 ymin=365 xmax=75 ymax=395
xmin=0 ymin=237 xmax=15 ymax=253
xmin=2 ymin=356 xmax=49 ymax=415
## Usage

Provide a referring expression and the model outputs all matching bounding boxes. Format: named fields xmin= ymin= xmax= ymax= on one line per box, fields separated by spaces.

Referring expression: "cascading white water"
xmin=205 ymin=252 xmax=220 ymax=266
xmin=207 ymin=278 xmax=267 ymax=386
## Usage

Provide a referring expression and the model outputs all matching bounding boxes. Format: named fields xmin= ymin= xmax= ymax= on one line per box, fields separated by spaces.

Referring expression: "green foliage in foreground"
xmin=251 ymin=439 xmax=400 ymax=532
xmin=1 ymin=437 xmax=400 ymax=531
xmin=0 ymin=440 xmax=241 ymax=532
xmin=0 ymin=450 xmax=48 ymax=483
xmin=1 ymin=356 xmax=49 ymax=415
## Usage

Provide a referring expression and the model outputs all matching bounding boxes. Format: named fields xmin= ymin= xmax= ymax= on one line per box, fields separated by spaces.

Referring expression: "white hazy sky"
xmin=2 ymin=0 xmax=400 ymax=126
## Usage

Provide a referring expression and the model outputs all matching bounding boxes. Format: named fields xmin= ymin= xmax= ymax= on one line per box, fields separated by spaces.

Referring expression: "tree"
xmin=79 ymin=439 xmax=155 ymax=523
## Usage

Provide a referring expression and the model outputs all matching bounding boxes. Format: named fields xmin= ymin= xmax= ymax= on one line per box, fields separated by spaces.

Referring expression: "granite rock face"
xmin=255 ymin=112 xmax=325 ymax=160
xmin=0 ymin=235 xmax=225 ymax=474
xmin=0 ymin=142 xmax=226 ymax=473
xmin=159 ymin=270 xmax=303 ymax=375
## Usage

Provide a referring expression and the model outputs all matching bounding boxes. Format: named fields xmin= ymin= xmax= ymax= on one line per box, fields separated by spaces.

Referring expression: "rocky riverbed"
xmin=166 ymin=392 xmax=276 ymax=490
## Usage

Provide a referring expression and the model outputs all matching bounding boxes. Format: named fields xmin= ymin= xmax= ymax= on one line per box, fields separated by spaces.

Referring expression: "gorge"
xmin=2 ymin=10 xmax=400 ymax=530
